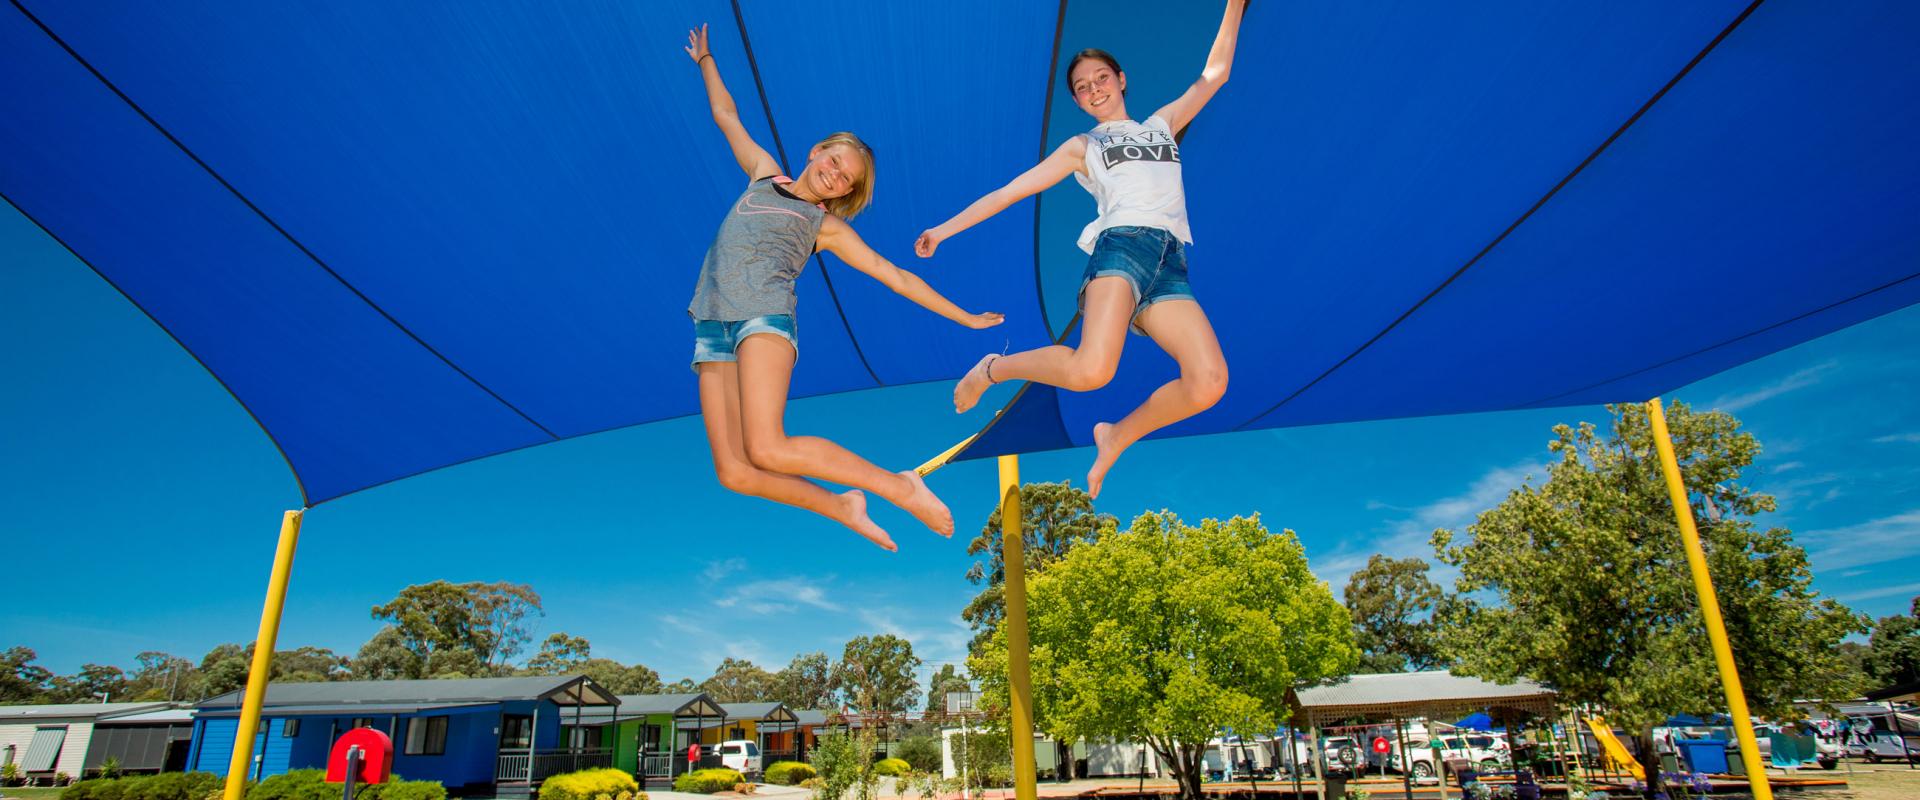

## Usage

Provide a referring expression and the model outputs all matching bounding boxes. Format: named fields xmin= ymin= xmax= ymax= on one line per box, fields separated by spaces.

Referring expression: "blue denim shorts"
xmin=1079 ymin=226 xmax=1194 ymax=334
xmin=691 ymin=314 xmax=798 ymax=371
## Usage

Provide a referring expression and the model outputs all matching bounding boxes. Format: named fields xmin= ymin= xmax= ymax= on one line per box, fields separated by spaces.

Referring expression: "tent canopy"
xmin=5 ymin=0 xmax=1917 ymax=504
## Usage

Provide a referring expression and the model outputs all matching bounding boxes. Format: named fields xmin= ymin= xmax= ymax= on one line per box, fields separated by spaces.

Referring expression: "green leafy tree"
xmin=701 ymin=657 xmax=776 ymax=702
xmin=834 ymin=635 xmax=921 ymax=717
xmin=124 ymin=652 xmax=196 ymax=701
xmin=580 ymin=658 xmax=665 ymax=694
xmin=1342 ymin=554 xmax=1444 ymax=672
xmin=665 ymin=677 xmax=699 ymax=693
xmin=44 ymin=663 xmax=127 ymax=703
xmin=1 ymin=647 xmax=54 ymax=702
xmin=961 ymin=482 xmax=1115 ymax=655
xmin=352 ymin=626 xmax=426 ymax=680
xmin=525 ymin=633 xmax=593 ymax=675
xmin=198 ymin=643 xmax=253 ymax=697
xmin=273 ymin=647 xmax=349 ymax=683
xmin=772 ymin=652 xmax=836 ymax=710
xmin=369 ymin=580 xmax=543 ymax=672
xmin=974 ymin=511 xmax=1355 ymax=800
xmin=1431 ymin=402 xmax=1867 ymax=794
xmin=1862 ymin=597 xmax=1920 ymax=687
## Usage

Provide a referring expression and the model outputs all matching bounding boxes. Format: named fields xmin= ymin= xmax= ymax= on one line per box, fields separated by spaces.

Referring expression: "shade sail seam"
xmin=0 ymin=194 xmax=313 ymax=508
xmin=9 ymin=0 xmax=562 ymax=442
xmin=728 ymin=0 xmax=884 ymax=387
xmin=1231 ymin=0 xmax=1769 ymax=432
xmin=1522 ymin=269 xmax=1920 ymax=408
xmin=1033 ymin=0 xmax=1070 ymax=339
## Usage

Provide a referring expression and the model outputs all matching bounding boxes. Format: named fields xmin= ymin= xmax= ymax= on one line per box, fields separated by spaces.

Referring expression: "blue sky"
xmin=4 ymin=196 xmax=1918 ymax=691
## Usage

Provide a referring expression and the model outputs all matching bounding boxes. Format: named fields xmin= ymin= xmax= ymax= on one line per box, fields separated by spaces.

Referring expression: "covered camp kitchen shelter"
xmin=1291 ymin=671 xmax=1558 ymax=799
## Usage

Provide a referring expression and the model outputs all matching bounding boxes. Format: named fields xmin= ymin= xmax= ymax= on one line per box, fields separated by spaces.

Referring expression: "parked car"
xmin=1386 ymin=733 xmax=1510 ymax=780
xmin=713 ymin=739 xmax=762 ymax=778
xmin=1746 ymin=723 xmax=1841 ymax=770
xmin=1320 ymin=736 xmax=1364 ymax=776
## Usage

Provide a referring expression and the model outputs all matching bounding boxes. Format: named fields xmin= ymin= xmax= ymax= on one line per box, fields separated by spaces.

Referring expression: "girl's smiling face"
xmin=799 ymin=142 xmax=865 ymax=201
xmin=1070 ymin=58 xmax=1126 ymax=120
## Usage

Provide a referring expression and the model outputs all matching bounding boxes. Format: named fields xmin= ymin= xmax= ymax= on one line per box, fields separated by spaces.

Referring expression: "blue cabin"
xmin=188 ymin=676 xmax=617 ymax=797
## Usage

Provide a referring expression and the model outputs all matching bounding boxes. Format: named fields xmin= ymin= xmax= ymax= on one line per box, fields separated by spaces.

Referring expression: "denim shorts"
xmin=1078 ymin=226 xmax=1194 ymax=334
xmin=691 ymin=314 xmax=798 ymax=370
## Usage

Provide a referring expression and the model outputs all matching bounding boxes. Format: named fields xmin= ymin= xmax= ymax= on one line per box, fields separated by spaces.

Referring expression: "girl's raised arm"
xmin=1152 ymin=0 xmax=1247 ymax=136
xmin=821 ymin=217 xmax=1004 ymax=329
xmin=915 ymin=137 xmax=1086 ymax=258
xmin=686 ymin=24 xmax=781 ymax=180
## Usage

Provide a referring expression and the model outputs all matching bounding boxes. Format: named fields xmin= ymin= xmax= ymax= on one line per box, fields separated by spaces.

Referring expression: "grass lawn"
xmin=1 ymin=788 xmax=67 ymax=800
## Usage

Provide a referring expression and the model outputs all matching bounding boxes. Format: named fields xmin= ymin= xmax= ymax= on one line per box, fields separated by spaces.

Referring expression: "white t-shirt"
xmin=1073 ymin=115 xmax=1192 ymax=253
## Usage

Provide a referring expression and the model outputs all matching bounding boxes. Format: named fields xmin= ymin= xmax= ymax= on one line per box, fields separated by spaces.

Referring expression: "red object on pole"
xmin=688 ymin=743 xmax=702 ymax=767
xmin=327 ymin=729 xmax=393 ymax=784
xmin=1373 ymin=737 xmax=1390 ymax=754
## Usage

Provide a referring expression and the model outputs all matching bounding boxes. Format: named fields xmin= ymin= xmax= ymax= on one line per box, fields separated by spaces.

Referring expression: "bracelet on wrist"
xmin=698 ymin=53 xmax=714 ymax=67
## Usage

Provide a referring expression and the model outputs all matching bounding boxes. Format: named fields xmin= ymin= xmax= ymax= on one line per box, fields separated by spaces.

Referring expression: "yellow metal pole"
xmin=999 ymin=455 xmax=1038 ymax=800
xmin=222 ymin=509 xmax=304 ymax=800
xmin=1645 ymin=399 xmax=1772 ymax=800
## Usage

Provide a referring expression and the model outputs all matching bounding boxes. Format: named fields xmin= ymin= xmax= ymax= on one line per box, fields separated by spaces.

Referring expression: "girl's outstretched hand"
xmin=685 ymin=23 xmax=711 ymax=63
xmin=962 ymin=311 xmax=1005 ymax=329
xmin=914 ymin=229 xmax=944 ymax=258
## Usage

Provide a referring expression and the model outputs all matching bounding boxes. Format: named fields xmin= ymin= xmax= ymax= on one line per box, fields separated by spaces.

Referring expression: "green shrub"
xmin=763 ymin=762 xmax=816 ymax=786
xmin=893 ymin=738 xmax=940 ymax=774
xmin=871 ymin=760 xmax=909 ymax=778
xmin=247 ymin=770 xmax=333 ymax=800
xmin=671 ymin=769 xmax=743 ymax=794
xmin=538 ymin=768 xmax=638 ymax=800
xmin=63 ymin=778 xmax=102 ymax=800
xmin=358 ymin=781 xmax=446 ymax=800
xmin=138 ymin=773 xmax=222 ymax=800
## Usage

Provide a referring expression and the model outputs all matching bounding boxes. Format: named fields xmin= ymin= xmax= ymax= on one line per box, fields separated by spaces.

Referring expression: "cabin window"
xmin=405 ymin=717 xmax=448 ymax=756
xmin=351 ymin=718 xmax=377 ymax=730
xmin=502 ymin=715 xmax=533 ymax=749
xmin=283 ymin=720 xmax=301 ymax=737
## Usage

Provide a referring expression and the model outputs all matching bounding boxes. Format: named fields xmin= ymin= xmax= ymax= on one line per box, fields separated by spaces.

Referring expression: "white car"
xmin=713 ymin=739 xmax=763 ymax=778
xmin=1386 ymin=734 xmax=1510 ymax=780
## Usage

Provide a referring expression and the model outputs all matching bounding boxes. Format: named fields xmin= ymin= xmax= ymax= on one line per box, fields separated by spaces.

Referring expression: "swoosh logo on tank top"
xmin=736 ymin=192 xmax=809 ymax=220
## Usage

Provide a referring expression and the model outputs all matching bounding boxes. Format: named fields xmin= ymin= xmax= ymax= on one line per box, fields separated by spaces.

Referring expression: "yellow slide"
xmin=1583 ymin=717 xmax=1646 ymax=781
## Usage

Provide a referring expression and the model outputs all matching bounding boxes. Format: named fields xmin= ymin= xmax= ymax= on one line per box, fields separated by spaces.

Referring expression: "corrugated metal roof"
xmin=719 ymin=702 xmax=797 ymax=723
xmin=1292 ymin=671 xmax=1556 ymax=724
xmin=792 ymin=709 xmax=832 ymax=727
xmin=196 ymin=702 xmax=493 ymax=718
xmin=97 ymin=706 xmax=196 ymax=724
xmin=614 ymin=693 xmax=726 ymax=717
xmin=0 ymin=702 xmax=171 ymax=721
xmin=197 ymin=676 xmax=616 ymax=709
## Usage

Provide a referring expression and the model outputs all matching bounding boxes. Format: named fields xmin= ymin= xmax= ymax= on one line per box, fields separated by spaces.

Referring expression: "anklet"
xmin=985 ymin=355 xmax=999 ymax=384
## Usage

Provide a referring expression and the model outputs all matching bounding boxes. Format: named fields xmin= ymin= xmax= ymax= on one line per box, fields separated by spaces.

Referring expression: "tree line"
xmin=5 ymin=580 xmax=970 ymax=718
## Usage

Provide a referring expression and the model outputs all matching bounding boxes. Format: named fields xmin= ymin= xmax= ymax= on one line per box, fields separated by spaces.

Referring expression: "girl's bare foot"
xmin=954 ymin=354 xmax=997 ymax=413
xmin=837 ymin=490 xmax=896 ymax=552
xmin=1087 ymin=422 xmax=1122 ymax=500
xmin=893 ymin=470 xmax=954 ymax=536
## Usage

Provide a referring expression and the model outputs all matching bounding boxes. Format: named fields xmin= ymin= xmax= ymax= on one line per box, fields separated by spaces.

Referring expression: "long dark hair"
xmin=1065 ymin=48 xmax=1124 ymax=96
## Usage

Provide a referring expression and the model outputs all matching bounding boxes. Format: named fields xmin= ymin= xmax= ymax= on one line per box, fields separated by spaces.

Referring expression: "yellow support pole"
xmin=1645 ymin=399 xmax=1772 ymax=800
xmin=222 ymin=509 xmax=304 ymax=800
xmin=999 ymin=455 xmax=1038 ymax=800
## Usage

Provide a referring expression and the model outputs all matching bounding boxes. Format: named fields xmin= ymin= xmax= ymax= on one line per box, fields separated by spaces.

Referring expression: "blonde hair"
xmin=813 ymin=132 xmax=876 ymax=219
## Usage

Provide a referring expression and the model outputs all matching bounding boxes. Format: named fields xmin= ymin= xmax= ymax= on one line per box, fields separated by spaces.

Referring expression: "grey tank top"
xmin=688 ymin=176 xmax=827 ymax=321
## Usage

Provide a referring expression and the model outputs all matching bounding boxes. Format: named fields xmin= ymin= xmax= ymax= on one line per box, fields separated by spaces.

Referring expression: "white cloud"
xmin=1706 ymin=361 xmax=1838 ymax=413
xmin=715 ymin=577 xmax=842 ymax=613
xmin=703 ymin=558 xmax=747 ymax=582
xmin=1771 ymin=461 xmax=1804 ymax=473
xmin=1833 ymin=581 xmax=1920 ymax=605
xmin=1872 ymin=432 xmax=1920 ymax=444
xmin=1802 ymin=509 xmax=1920 ymax=573
xmin=1313 ymin=461 xmax=1547 ymax=591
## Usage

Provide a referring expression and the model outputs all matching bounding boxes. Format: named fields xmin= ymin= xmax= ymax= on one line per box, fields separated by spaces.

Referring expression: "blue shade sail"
xmin=3 ymin=1 xmax=1916 ymax=503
